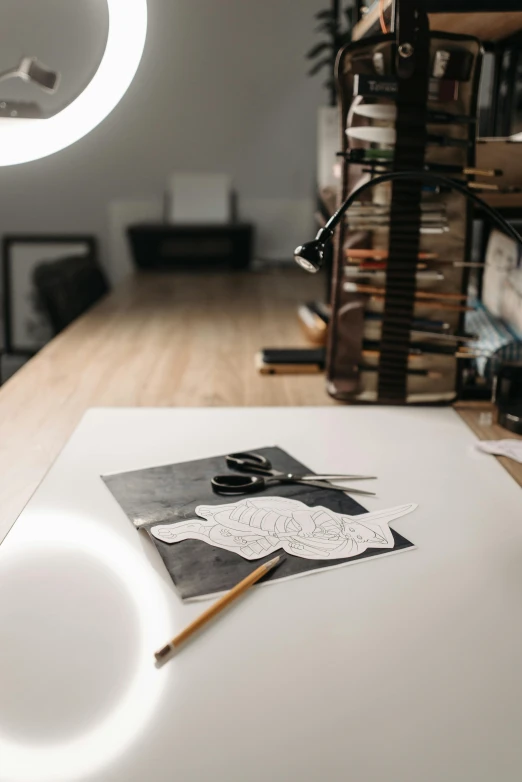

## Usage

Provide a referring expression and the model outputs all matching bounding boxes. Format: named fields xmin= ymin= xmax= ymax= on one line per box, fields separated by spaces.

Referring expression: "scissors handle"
xmin=225 ymin=452 xmax=274 ymax=476
xmin=212 ymin=474 xmax=267 ymax=495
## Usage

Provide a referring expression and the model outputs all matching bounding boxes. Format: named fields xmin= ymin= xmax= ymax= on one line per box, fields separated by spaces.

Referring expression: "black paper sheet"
xmin=103 ymin=447 xmax=414 ymax=600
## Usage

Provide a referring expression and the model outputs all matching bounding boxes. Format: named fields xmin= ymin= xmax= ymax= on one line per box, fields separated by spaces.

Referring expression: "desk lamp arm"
xmin=294 ymin=170 xmax=522 ymax=273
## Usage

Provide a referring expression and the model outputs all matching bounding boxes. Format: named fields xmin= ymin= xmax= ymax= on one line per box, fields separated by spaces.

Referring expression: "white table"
xmin=0 ymin=407 xmax=521 ymax=782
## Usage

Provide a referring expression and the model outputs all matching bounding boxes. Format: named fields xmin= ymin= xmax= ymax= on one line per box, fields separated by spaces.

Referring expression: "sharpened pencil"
xmin=344 ymin=282 xmax=467 ymax=302
xmin=345 ymin=248 xmax=438 ymax=261
xmin=154 ymin=555 xmax=284 ymax=663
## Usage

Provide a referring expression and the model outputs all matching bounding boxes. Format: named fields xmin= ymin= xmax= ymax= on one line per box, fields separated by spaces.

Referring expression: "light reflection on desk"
xmin=0 ymin=511 xmax=172 ymax=782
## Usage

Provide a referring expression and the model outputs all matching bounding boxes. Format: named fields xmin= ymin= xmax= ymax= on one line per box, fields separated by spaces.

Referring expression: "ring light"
xmin=0 ymin=0 xmax=147 ymax=166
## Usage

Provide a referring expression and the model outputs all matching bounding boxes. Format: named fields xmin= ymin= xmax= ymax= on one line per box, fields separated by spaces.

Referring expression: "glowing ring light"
xmin=0 ymin=0 xmax=147 ymax=166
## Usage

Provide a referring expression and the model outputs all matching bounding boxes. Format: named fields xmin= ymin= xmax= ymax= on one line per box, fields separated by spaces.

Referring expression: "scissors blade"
xmin=298 ymin=474 xmax=377 ymax=481
xmin=292 ymin=479 xmax=376 ymax=496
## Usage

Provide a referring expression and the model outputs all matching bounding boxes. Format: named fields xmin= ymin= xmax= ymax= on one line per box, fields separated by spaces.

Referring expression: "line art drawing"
xmin=150 ymin=497 xmax=417 ymax=560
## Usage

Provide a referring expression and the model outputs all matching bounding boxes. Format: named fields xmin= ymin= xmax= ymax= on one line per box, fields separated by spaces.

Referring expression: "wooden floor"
xmin=0 ymin=268 xmax=520 ymax=542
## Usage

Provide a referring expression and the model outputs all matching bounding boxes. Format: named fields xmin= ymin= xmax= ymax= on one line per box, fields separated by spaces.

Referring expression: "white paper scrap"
xmin=476 ymin=439 xmax=522 ymax=464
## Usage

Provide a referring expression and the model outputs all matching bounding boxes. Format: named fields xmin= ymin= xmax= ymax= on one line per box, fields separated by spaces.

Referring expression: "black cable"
xmin=324 ymin=170 xmax=522 ymax=247
xmin=295 ymin=169 xmax=522 ymax=273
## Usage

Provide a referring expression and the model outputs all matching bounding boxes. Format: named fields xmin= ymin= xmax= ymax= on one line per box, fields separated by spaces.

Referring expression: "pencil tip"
xmin=154 ymin=643 xmax=172 ymax=664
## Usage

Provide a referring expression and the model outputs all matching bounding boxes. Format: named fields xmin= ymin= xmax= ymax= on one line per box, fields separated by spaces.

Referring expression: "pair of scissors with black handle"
xmin=211 ymin=452 xmax=376 ymax=496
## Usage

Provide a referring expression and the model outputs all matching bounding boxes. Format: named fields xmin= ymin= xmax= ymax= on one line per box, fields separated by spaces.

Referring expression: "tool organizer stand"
xmin=327 ymin=10 xmax=483 ymax=404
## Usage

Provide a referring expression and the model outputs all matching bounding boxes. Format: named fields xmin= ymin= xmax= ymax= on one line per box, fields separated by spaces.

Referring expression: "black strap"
xmin=378 ymin=1 xmax=430 ymax=403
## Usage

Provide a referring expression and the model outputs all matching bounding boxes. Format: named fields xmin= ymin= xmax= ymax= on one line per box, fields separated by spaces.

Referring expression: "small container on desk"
xmin=494 ymin=362 xmax=522 ymax=435
xmin=127 ymin=223 xmax=254 ymax=271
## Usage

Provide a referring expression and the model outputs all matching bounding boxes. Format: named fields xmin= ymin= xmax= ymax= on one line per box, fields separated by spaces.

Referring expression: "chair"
xmin=32 ymin=254 xmax=110 ymax=334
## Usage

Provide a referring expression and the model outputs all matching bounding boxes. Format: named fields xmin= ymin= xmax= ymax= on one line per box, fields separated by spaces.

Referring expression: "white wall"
xmin=0 ymin=0 xmax=324 ymax=278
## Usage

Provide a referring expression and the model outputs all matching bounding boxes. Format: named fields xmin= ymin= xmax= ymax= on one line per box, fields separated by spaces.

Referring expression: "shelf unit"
xmin=354 ymin=3 xmax=522 ymax=42
xmin=326 ymin=22 xmax=485 ymax=404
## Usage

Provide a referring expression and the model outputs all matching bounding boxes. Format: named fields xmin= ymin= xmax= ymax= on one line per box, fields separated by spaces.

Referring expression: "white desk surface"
xmin=0 ymin=406 xmax=521 ymax=782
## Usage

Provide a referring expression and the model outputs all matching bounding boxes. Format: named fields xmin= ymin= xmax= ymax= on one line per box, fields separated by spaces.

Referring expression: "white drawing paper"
xmin=150 ymin=497 xmax=417 ymax=561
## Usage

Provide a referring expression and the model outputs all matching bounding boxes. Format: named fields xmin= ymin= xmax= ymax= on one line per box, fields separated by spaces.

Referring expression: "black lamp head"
xmin=293 ymin=239 xmax=324 ymax=273
xmin=297 ymin=171 xmax=522 ymax=278
xmin=294 ymin=227 xmax=334 ymax=274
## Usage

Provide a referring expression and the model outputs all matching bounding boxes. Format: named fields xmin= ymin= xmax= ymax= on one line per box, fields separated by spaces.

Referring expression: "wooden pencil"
xmin=432 ymin=261 xmax=486 ymax=268
xmin=367 ymin=296 xmax=471 ymax=313
xmin=348 ymin=261 xmax=429 ymax=271
xmin=362 ymin=349 xmax=423 ymax=361
xmin=466 ymin=182 xmax=499 ymax=191
xmin=347 ymin=259 xmax=485 ymax=271
xmin=359 ymin=365 xmax=443 ymax=379
xmin=345 ymin=248 xmax=438 ymax=260
xmin=154 ymin=555 xmax=283 ymax=663
xmin=345 ymin=283 xmax=467 ymax=302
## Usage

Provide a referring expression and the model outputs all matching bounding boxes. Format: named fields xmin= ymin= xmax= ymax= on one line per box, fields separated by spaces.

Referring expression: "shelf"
xmin=432 ymin=11 xmax=522 ymax=41
xmin=353 ymin=3 xmax=522 ymax=42
xmin=478 ymin=192 xmax=522 ymax=208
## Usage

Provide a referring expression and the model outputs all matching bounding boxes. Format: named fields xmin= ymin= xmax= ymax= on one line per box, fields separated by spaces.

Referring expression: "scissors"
xmin=211 ymin=452 xmax=377 ymax=496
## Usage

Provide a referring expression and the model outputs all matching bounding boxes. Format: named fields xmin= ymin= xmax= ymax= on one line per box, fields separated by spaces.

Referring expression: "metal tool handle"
xmin=211 ymin=474 xmax=268 ymax=495
xmin=225 ymin=452 xmax=273 ymax=475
